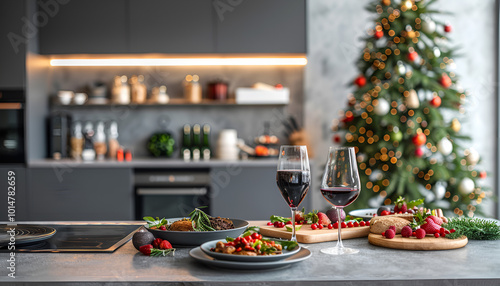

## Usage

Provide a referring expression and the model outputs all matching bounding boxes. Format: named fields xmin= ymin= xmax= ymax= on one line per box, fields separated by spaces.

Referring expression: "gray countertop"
xmin=2 ymin=222 xmax=500 ymax=285
xmin=28 ymin=158 xmax=278 ymax=168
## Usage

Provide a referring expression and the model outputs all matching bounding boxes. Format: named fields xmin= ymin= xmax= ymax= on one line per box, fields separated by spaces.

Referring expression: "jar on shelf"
xmin=184 ymin=74 xmax=202 ymax=103
xmin=130 ymin=75 xmax=147 ymax=104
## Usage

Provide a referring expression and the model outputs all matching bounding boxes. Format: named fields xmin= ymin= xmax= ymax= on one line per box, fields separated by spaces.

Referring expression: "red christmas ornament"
xmin=407 ymin=51 xmax=418 ymax=62
xmin=412 ymin=133 xmax=426 ymax=146
xmin=333 ymin=134 xmax=342 ymax=143
xmin=439 ymin=74 xmax=452 ymax=88
xmin=354 ymin=75 xmax=367 ymax=87
xmin=342 ymin=115 xmax=354 ymax=123
xmin=374 ymin=30 xmax=384 ymax=39
xmin=415 ymin=147 xmax=424 ymax=158
xmin=444 ymin=24 xmax=452 ymax=33
xmin=479 ymin=171 xmax=487 ymax=179
xmin=430 ymin=96 xmax=442 ymax=107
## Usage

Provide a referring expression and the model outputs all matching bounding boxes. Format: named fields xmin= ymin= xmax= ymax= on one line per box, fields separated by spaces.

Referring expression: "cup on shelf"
xmin=57 ymin=91 xmax=74 ymax=105
xmin=73 ymin=93 xmax=88 ymax=105
xmin=216 ymin=129 xmax=239 ymax=160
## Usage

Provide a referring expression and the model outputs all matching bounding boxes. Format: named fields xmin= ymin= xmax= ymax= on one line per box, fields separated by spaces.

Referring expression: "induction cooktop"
xmin=0 ymin=224 xmax=142 ymax=253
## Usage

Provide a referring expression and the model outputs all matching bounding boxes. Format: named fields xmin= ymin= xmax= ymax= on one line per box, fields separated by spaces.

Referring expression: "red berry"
xmin=347 ymin=222 xmax=354 ymax=228
xmin=444 ymin=24 xmax=452 ymax=33
xmin=354 ymin=75 xmax=367 ymax=87
xmin=333 ymin=222 xmax=339 ymax=229
xmin=274 ymin=221 xmax=280 ymax=228
xmin=159 ymin=240 xmax=172 ymax=250
xmin=360 ymin=221 xmax=366 ymax=227
xmin=430 ymin=96 xmax=442 ymax=107
xmin=280 ymin=222 xmax=285 ymax=228
xmin=267 ymin=222 xmax=273 ymax=226
xmin=416 ymin=229 xmax=426 ymax=239
xmin=139 ymin=244 xmax=153 ymax=256
xmin=440 ymin=228 xmax=446 ymax=237
xmin=450 ymin=229 xmax=456 ymax=233
xmin=389 ymin=226 xmax=396 ymax=232
xmin=381 ymin=210 xmax=390 ymax=216
xmin=160 ymin=225 xmax=167 ymax=231
xmin=152 ymin=238 xmax=163 ymax=249
xmin=382 ymin=231 xmax=386 ymax=237
xmin=407 ymin=51 xmax=418 ymax=62
xmin=286 ymin=220 xmax=292 ymax=225
xmin=365 ymin=221 xmax=370 ymax=227
xmin=445 ymin=229 xmax=451 ymax=234
xmin=341 ymin=222 xmax=347 ymax=228
xmin=434 ymin=233 xmax=440 ymax=238
xmin=318 ymin=224 xmax=324 ymax=229
xmin=412 ymin=231 xmax=416 ymax=237
xmin=385 ymin=229 xmax=395 ymax=239
xmin=480 ymin=171 xmax=487 ymax=179
xmin=328 ymin=223 xmax=333 ymax=229
xmin=311 ymin=224 xmax=317 ymax=230
xmin=353 ymin=222 xmax=360 ymax=227
xmin=401 ymin=226 xmax=412 ymax=238
xmin=373 ymin=214 xmax=377 ymax=217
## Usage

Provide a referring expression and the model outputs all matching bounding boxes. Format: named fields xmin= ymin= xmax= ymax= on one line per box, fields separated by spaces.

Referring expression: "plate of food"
xmin=200 ymin=236 xmax=301 ymax=262
xmin=144 ymin=208 xmax=249 ymax=247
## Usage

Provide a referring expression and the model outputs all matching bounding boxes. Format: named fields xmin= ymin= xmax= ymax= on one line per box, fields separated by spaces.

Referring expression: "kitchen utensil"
xmin=189 ymin=246 xmax=311 ymax=270
xmin=146 ymin=218 xmax=249 ymax=247
xmin=200 ymin=239 xmax=301 ymax=262
xmin=368 ymin=233 xmax=468 ymax=250
xmin=255 ymin=221 xmax=370 ymax=243
xmin=320 ymin=147 xmax=361 ymax=255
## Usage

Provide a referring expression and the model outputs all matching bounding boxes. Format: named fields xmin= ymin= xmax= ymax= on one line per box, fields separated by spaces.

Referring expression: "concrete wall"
xmin=305 ymin=0 xmax=497 ymax=218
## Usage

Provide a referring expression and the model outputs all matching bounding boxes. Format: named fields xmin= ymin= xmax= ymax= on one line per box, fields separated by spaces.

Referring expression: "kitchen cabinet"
xmin=128 ymin=0 xmax=215 ymax=53
xmin=0 ymin=0 xmax=25 ymax=88
xmin=27 ymin=167 xmax=133 ymax=220
xmin=38 ymin=0 xmax=128 ymax=54
xmin=214 ymin=0 xmax=306 ymax=53
xmin=210 ymin=165 xmax=311 ymax=220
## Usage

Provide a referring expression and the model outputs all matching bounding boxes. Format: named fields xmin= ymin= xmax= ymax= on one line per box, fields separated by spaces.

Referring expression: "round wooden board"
xmin=368 ymin=233 xmax=468 ymax=250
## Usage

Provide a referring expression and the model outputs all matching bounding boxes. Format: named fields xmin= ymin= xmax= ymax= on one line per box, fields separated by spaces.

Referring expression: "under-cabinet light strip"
xmin=49 ymin=57 xmax=308 ymax=67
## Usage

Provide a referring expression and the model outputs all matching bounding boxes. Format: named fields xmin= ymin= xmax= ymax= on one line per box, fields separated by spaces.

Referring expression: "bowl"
xmin=73 ymin=93 xmax=87 ymax=105
xmin=57 ymin=91 xmax=74 ymax=105
xmin=146 ymin=218 xmax=249 ymax=247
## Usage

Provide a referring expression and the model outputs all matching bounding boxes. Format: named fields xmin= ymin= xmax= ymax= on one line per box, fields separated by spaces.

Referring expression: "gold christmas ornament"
xmin=382 ymin=0 xmax=391 ymax=6
xmin=404 ymin=89 xmax=420 ymax=108
xmin=451 ymin=118 xmax=461 ymax=132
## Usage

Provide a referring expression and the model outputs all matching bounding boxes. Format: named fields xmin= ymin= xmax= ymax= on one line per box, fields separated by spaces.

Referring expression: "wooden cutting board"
xmin=249 ymin=221 xmax=370 ymax=244
xmin=368 ymin=233 xmax=468 ymax=250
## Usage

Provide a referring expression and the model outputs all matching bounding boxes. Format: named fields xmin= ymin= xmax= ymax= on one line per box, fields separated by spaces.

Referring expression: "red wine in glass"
xmin=320 ymin=187 xmax=359 ymax=208
xmin=276 ymin=170 xmax=310 ymax=208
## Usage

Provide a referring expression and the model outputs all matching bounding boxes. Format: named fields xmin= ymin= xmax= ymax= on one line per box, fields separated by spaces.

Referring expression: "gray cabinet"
xmin=129 ymin=0 xmax=215 ymax=53
xmin=27 ymin=167 xmax=133 ymax=221
xmin=0 ymin=0 xmax=25 ymax=88
xmin=210 ymin=166 xmax=311 ymax=220
xmin=215 ymin=0 xmax=306 ymax=53
xmin=38 ymin=0 xmax=128 ymax=54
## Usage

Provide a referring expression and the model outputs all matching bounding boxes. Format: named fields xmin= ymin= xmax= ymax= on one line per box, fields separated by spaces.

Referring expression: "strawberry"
xmin=420 ymin=219 xmax=441 ymax=234
xmin=159 ymin=240 xmax=172 ymax=250
xmin=401 ymin=226 xmax=412 ymax=238
xmin=415 ymin=229 xmax=426 ymax=239
xmin=152 ymin=238 xmax=163 ymax=249
xmin=395 ymin=196 xmax=407 ymax=213
xmin=317 ymin=212 xmax=331 ymax=226
xmin=389 ymin=226 xmax=396 ymax=232
xmin=426 ymin=215 xmax=443 ymax=226
xmin=139 ymin=244 xmax=153 ymax=256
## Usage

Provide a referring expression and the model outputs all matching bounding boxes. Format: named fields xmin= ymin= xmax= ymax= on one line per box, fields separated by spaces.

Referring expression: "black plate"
xmin=0 ymin=225 xmax=56 ymax=246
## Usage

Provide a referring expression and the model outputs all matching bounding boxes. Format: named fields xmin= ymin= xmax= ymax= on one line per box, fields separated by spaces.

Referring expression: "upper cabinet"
xmin=38 ymin=0 xmax=128 ymax=54
xmin=215 ymin=0 xmax=306 ymax=54
xmin=0 ymin=0 xmax=26 ymax=88
xmin=38 ymin=0 xmax=305 ymax=55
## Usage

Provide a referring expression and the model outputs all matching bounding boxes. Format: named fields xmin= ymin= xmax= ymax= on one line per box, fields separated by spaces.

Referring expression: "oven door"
xmin=135 ymin=187 xmax=210 ymax=219
xmin=0 ymin=102 xmax=25 ymax=163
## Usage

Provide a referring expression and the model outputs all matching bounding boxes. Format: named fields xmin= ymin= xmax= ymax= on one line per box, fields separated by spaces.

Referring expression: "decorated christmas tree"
xmin=332 ymin=0 xmax=488 ymax=216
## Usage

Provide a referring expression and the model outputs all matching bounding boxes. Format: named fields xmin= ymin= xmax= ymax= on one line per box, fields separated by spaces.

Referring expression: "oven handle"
xmin=136 ymin=188 xmax=208 ymax=196
xmin=0 ymin=103 xmax=22 ymax=110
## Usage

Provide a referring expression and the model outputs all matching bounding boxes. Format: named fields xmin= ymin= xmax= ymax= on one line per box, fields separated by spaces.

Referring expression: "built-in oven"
xmin=134 ymin=169 xmax=211 ymax=219
xmin=0 ymin=89 xmax=25 ymax=164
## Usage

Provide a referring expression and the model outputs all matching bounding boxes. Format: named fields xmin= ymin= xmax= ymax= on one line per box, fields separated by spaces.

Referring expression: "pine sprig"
xmin=443 ymin=218 xmax=500 ymax=240
xmin=150 ymin=248 xmax=175 ymax=257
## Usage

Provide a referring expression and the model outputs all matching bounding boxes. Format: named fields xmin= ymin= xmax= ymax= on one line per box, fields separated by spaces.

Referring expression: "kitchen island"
xmin=1 ymin=221 xmax=499 ymax=285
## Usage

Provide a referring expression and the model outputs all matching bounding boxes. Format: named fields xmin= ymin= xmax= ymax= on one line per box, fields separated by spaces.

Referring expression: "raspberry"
xmin=341 ymin=222 xmax=347 ymax=228
xmin=415 ymin=229 xmax=426 ymax=239
xmin=160 ymin=225 xmax=167 ymax=231
xmin=401 ymin=226 xmax=412 ymax=238
xmin=360 ymin=221 xmax=366 ymax=226
xmin=440 ymin=227 xmax=446 ymax=237
xmin=450 ymin=229 xmax=456 ymax=233
xmin=385 ymin=229 xmax=395 ymax=239
xmin=389 ymin=226 xmax=396 ymax=232
xmin=434 ymin=233 xmax=440 ymax=238
xmin=347 ymin=222 xmax=354 ymax=228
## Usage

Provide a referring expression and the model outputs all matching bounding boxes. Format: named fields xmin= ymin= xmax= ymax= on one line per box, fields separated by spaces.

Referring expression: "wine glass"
xmin=276 ymin=145 xmax=311 ymax=242
xmin=320 ymin=147 xmax=361 ymax=255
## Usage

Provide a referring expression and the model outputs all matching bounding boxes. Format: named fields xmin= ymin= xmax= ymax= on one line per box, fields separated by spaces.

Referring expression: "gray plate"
xmin=147 ymin=218 xmax=249 ymax=247
xmin=200 ymin=239 xmax=301 ymax=262
xmin=190 ymin=246 xmax=312 ymax=270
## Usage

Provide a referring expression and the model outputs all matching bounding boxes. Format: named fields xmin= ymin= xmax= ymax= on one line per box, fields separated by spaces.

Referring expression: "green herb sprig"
xmin=150 ymin=248 xmax=175 ymax=257
xmin=143 ymin=216 xmax=168 ymax=228
xmin=443 ymin=217 xmax=500 ymax=240
xmin=189 ymin=207 xmax=215 ymax=231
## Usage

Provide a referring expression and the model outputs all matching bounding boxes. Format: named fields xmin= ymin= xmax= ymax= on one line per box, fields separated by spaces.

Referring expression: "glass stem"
xmin=336 ymin=207 xmax=344 ymax=249
xmin=291 ymin=207 xmax=297 ymax=242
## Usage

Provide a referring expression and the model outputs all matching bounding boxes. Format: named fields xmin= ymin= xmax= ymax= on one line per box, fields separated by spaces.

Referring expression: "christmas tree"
xmin=332 ymin=0 xmax=488 ymax=217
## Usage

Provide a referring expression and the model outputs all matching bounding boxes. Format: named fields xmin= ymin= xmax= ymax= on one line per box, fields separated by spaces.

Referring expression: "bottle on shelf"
xmin=70 ymin=121 xmax=84 ymax=160
xmin=107 ymin=121 xmax=120 ymax=159
xmin=191 ymin=124 xmax=202 ymax=161
xmin=82 ymin=122 xmax=96 ymax=161
xmin=130 ymin=75 xmax=147 ymax=104
xmin=93 ymin=121 xmax=107 ymax=160
xmin=181 ymin=124 xmax=191 ymax=161
xmin=202 ymin=124 xmax=211 ymax=161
